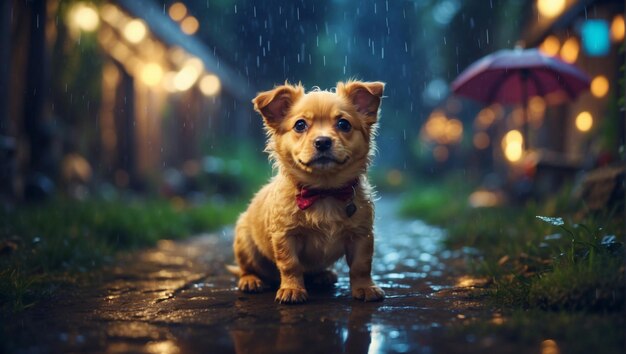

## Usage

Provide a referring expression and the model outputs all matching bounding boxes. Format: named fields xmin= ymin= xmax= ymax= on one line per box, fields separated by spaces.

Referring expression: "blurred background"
xmin=0 ymin=0 xmax=623 ymax=205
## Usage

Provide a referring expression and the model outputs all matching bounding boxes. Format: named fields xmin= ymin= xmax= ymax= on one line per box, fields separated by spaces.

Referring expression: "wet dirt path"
xmin=3 ymin=196 xmax=519 ymax=353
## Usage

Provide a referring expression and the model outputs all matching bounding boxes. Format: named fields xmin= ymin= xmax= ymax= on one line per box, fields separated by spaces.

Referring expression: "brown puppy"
xmin=232 ymin=80 xmax=385 ymax=304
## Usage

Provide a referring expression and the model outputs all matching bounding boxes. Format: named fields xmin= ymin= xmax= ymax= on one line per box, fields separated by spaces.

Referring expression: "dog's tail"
xmin=225 ymin=264 xmax=241 ymax=276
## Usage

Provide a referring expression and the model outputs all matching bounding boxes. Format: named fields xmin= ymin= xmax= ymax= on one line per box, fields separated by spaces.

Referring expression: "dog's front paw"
xmin=352 ymin=285 xmax=385 ymax=302
xmin=238 ymin=274 xmax=264 ymax=293
xmin=275 ymin=287 xmax=308 ymax=304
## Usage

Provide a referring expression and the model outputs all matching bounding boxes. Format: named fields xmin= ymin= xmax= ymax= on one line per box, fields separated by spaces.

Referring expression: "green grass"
xmin=0 ymin=198 xmax=243 ymax=313
xmin=400 ymin=179 xmax=624 ymax=311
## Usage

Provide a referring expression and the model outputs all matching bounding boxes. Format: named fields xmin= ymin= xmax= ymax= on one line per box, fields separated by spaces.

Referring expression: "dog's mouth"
xmin=299 ymin=154 xmax=349 ymax=167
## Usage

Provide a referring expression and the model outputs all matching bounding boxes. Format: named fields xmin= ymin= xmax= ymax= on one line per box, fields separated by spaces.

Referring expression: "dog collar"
xmin=296 ymin=179 xmax=358 ymax=211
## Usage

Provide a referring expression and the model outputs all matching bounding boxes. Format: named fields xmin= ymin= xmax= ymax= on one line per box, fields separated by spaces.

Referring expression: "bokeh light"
xmin=590 ymin=75 xmax=609 ymax=98
xmin=69 ymin=3 xmax=100 ymax=32
xmin=140 ymin=63 xmax=164 ymax=87
xmin=123 ymin=19 xmax=147 ymax=44
xmin=174 ymin=65 xmax=200 ymax=91
xmin=539 ymin=35 xmax=560 ymax=57
xmin=502 ymin=130 xmax=524 ymax=162
xmin=541 ymin=339 xmax=560 ymax=354
xmin=199 ymin=75 xmax=221 ymax=96
xmin=169 ymin=3 xmax=188 ymax=22
xmin=537 ymin=0 xmax=566 ymax=19
xmin=181 ymin=16 xmax=200 ymax=35
xmin=473 ymin=132 xmax=490 ymax=150
xmin=559 ymin=37 xmax=579 ymax=63
xmin=610 ymin=14 xmax=625 ymax=42
xmin=575 ymin=111 xmax=593 ymax=132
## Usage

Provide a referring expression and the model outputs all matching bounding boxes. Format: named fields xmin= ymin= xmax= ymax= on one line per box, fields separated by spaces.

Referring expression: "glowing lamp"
xmin=559 ymin=37 xmax=579 ymax=63
xmin=575 ymin=111 xmax=593 ymax=132
xmin=502 ymin=130 xmax=524 ymax=162
xmin=181 ymin=16 xmax=199 ymax=35
xmin=169 ymin=3 xmax=187 ymax=22
xmin=199 ymin=75 xmax=221 ymax=96
xmin=590 ymin=76 xmax=609 ymax=98
xmin=123 ymin=19 xmax=147 ymax=44
xmin=537 ymin=0 xmax=566 ymax=19
xmin=611 ymin=15 xmax=625 ymax=42
xmin=69 ymin=3 xmax=100 ymax=32
xmin=539 ymin=35 xmax=560 ymax=57
xmin=174 ymin=66 xmax=200 ymax=91
xmin=581 ymin=20 xmax=610 ymax=57
xmin=140 ymin=63 xmax=163 ymax=87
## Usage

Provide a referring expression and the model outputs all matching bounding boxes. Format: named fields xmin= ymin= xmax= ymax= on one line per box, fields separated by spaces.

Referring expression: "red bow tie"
xmin=296 ymin=179 xmax=358 ymax=210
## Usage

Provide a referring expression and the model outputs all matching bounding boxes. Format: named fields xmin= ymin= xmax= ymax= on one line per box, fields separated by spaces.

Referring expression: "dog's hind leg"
xmin=233 ymin=220 xmax=278 ymax=293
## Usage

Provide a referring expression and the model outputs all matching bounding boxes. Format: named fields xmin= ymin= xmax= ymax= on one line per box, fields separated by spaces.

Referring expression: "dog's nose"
xmin=314 ymin=136 xmax=332 ymax=151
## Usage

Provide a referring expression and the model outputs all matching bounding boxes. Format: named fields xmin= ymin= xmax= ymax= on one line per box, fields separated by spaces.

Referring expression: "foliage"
xmin=400 ymin=182 xmax=624 ymax=311
xmin=0 ymin=198 xmax=242 ymax=313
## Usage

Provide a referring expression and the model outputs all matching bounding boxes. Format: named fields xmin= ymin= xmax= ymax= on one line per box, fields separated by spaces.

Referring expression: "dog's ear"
xmin=252 ymin=83 xmax=304 ymax=130
xmin=337 ymin=81 xmax=385 ymax=124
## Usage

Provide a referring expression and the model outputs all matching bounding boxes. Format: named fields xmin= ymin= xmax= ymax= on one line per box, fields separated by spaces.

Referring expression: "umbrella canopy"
xmin=451 ymin=48 xmax=590 ymax=105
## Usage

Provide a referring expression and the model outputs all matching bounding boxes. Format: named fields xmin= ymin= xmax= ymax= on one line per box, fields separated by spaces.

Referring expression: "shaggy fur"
xmin=232 ymin=80 xmax=385 ymax=304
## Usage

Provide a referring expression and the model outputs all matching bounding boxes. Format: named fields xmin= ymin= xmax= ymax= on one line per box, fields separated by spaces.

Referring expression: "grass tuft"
xmin=0 ymin=198 xmax=243 ymax=313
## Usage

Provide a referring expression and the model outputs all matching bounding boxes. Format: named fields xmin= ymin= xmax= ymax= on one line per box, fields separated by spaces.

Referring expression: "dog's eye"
xmin=293 ymin=119 xmax=308 ymax=133
xmin=336 ymin=118 xmax=352 ymax=132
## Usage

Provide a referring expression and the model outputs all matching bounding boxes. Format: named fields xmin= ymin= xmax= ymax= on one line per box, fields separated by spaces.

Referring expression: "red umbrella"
xmin=451 ymin=47 xmax=590 ymax=146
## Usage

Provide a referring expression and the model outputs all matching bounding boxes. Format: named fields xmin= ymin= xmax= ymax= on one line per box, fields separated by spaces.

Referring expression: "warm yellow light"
xmin=424 ymin=111 xmax=447 ymax=141
xmin=537 ymin=0 xmax=566 ymax=19
xmin=162 ymin=71 xmax=177 ymax=93
xmin=70 ymin=3 xmax=100 ymax=32
xmin=539 ymin=35 xmax=560 ymax=57
xmin=473 ymin=132 xmax=490 ymax=150
xmin=504 ymin=129 xmax=523 ymax=145
xmin=140 ymin=63 xmax=163 ymax=87
xmin=575 ymin=111 xmax=593 ymax=132
xmin=590 ymin=75 xmax=609 ymax=98
xmin=445 ymin=119 xmax=463 ymax=144
xmin=100 ymin=4 xmax=120 ymax=24
xmin=476 ymin=107 xmax=496 ymax=128
xmin=541 ymin=339 xmax=559 ymax=354
xmin=611 ymin=15 xmax=625 ymax=42
xmin=123 ymin=19 xmax=147 ymax=44
xmin=174 ymin=66 xmax=200 ymax=91
xmin=181 ymin=16 xmax=199 ymax=35
xmin=504 ymin=143 xmax=523 ymax=162
xmin=559 ymin=37 xmax=579 ymax=63
xmin=169 ymin=3 xmax=187 ymax=22
xmin=502 ymin=130 xmax=524 ymax=162
xmin=185 ymin=57 xmax=204 ymax=72
xmin=199 ymin=74 xmax=221 ymax=96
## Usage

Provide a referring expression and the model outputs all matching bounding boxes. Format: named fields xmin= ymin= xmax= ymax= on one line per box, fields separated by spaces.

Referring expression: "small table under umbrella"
xmin=451 ymin=47 xmax=590 ymax=148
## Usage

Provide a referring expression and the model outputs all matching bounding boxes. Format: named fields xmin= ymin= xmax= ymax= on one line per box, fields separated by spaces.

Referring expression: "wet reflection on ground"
xmin=4 ymin=196 xmax=523 ymax=353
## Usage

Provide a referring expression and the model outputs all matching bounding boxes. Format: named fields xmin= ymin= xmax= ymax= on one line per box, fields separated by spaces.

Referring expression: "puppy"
xmin=232 ymin=80 xmax=385 ymax=304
